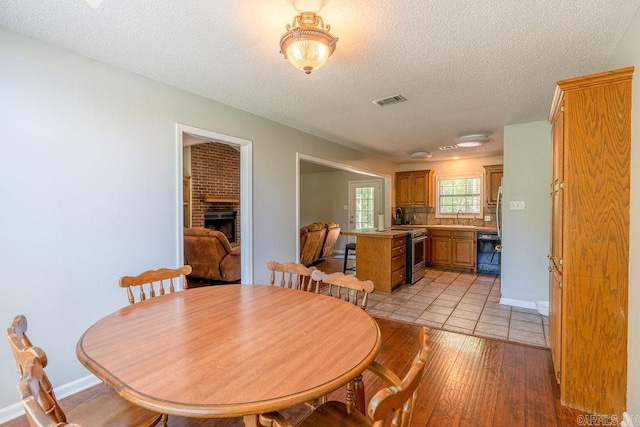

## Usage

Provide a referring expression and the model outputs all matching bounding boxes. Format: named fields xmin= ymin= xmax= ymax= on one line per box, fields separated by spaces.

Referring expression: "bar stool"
xmin=343 ymin=242 xmax=356 ymax=274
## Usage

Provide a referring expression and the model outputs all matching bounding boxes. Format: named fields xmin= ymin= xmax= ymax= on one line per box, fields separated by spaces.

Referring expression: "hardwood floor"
xmin=2 ymin=318 xmax=585 ymax=427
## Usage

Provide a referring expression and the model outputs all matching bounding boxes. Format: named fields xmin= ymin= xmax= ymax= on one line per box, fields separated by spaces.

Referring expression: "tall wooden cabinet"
xmin=548 ymin=67 xmax=632 ymax=417
xmin=395 ymin=170 xmax=434 ymax=207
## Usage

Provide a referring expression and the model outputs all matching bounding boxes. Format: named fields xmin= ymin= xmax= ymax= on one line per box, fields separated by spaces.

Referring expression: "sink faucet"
xmin=456 ymin=210 xmax=463 ymax=225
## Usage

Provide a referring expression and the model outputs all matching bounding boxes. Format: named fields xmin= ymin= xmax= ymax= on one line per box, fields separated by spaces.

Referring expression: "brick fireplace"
xmin=189 ymin=142 xmax=240 ymax=244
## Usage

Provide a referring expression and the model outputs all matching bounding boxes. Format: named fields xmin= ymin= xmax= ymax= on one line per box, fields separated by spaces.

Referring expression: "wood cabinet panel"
xmin=430 ymin=233 xmax=451 ymax=266
xmin=396 ymin=174 xmax=412 ymax=206
xmin=483 ymin=164 xmax=503 ymax=206
xmin=548 ymin=67 xmax=631 ymax=417
xmin=452 ymin=232 xmax=476 ymax=268
xmin=395 ymin=170 xmax=434 ymax=207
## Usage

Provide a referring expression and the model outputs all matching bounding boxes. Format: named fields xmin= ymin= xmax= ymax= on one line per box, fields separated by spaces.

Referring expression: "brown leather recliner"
xmin=184 ymin=227 xmax=241 ymax=282
xmin=299 ymin=222 xmax=341 ymax=266
xmin=299 ymin=223 xmax=327 ymax=266
xmin=322 ymin=222 xmax=340 ymax=259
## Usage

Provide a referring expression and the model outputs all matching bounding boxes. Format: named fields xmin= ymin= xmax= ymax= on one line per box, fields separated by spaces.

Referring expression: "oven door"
xmin=411 ymin=235 xmax=426 ymax=274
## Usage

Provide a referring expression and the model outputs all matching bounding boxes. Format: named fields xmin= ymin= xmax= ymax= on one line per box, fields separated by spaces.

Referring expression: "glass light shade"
xmin=456 ymin=134 xmax=490 ymax=147
xmin=285 ymin=39 xmax=331 ymax=74
xmin=280 ymin=12 xmax=338 ymax=74
xmin=456 ymin=141 xmax=483 ymax=147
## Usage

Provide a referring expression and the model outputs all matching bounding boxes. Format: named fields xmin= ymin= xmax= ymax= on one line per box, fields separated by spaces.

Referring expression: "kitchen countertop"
xmin=341 ymin=229 xmax=409 ymax=238
xmin=391 ymin=224 xmax=499 ymax=233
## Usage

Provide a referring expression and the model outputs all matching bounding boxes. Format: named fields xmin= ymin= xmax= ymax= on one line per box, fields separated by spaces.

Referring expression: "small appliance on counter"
xmin=394 ymin=207 xmax=403 ymax=225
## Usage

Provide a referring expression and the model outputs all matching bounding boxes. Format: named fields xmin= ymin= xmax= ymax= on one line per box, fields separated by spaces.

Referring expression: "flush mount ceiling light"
xmin=410 ymin=151 xmax=432 ymax=159
xmin=456 ymin=134 xmax=490 ymax=147
xmin=279 ymin=12 xmax=339 ymax=74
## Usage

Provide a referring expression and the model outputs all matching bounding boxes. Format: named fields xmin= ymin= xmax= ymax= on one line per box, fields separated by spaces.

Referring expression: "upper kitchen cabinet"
xmin=395 ymin=170 xmax=434 ymax=207
xmin=548 ymin=67 xmax=632 ymax=418
xmin=483 ymin=164 xmax=503 ymax=206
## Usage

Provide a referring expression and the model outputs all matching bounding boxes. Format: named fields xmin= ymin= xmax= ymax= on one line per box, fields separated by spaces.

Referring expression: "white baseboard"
xmin=499 ymin=297 xmax=537 ymax=310
xmin=0 ymin=374 xmax=100 ymax=424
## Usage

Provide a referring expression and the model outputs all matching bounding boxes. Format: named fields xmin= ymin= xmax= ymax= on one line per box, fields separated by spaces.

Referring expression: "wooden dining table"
xmin=76 ymin=284 xmax=381 ymax=425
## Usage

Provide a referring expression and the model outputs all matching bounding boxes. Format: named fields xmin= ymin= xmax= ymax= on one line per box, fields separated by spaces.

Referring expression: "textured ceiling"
xmin=1 ymin=0 xmax=638 ymax=163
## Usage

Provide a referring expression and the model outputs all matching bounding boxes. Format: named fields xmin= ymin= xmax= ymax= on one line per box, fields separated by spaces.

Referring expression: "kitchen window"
xmin=436 ymin=175 xmax=482 ymax=216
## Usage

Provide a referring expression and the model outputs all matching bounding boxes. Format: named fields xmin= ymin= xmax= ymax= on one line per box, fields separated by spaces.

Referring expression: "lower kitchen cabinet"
xmin=429 ymin=229 xmax=476 ymax=272
xmin=452 ymin=231 xmax=476 ymax=268
xmin=430 ymin=231 xmax=451 ymax=265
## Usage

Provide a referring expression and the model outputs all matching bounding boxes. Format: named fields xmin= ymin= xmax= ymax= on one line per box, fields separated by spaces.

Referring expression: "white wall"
xmin=300 ymin=170 xmax=383 ymax=251
xmin=0 ymin=28 xmax=398 ymax=411
xmin=501 ymin=121 xmax=551 ymax=305
xmin=607 ymin=7 xmax=640 ymax=415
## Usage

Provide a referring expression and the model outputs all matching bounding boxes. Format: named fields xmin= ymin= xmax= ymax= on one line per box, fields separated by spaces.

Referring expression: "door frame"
xmin=296 ymin=153 xmax=392 ymax=259
xmin=175 ymin=124 xmax=254 ymax=284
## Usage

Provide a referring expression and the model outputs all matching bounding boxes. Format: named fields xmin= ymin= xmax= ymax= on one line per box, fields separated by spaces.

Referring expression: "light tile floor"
xmin=364 ymin=268 xmax=549 ymax=347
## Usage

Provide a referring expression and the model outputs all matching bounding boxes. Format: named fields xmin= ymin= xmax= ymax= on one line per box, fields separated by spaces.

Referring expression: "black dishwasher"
xmin=477 ymin=233 xmax=501 ymax=275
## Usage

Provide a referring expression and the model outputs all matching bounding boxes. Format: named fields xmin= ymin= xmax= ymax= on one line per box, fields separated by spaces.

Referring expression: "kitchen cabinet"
xmin=395 ymin=170 xmax=434 ymax=207
xmin=451 ymin=231 xmax=476 ymax=268
xmin=483 ymin=164 xmax=503 ymax=206
xmin=340 ymin=231 xmax=407 ymax=293
xmin=548 ymin=67 xmax=631 ymax=417
xmin=429 ymin=229 xmax=475 ymax=272
xmin=430 ymin=230 xmax=451 ymax=265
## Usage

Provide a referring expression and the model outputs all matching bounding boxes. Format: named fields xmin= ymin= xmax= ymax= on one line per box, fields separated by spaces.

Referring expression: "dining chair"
xmin=267 ymin=260 xmax=319 ymax=292
xmin=119 ymin=265 xmax=192 ymax=305
xmin=6 ymin=315 xmax=162 ymax=427
xmin=260 ymin=327 xmax=431 ymax=427
xmin=310 ymin=270 xmax=374 ymax=310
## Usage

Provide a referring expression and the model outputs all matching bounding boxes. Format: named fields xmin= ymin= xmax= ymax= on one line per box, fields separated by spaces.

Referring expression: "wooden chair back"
xmin=18 ymin=355 xmax=76 ymax=427
xmin=310 ymin=270 xmax=374 ymax=310
xmin=367 ymin=327 xmax=431 ymax=427
xmin=6 ymin=315 xmax=67 ymax=424
xmin=267 ymin=261 xmax=318 ymax=292
xmin=119 ymin=265 xmax=192 ymax=305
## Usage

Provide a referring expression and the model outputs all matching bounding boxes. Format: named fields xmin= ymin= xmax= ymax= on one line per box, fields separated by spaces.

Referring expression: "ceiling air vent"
xmin=439 ymin=145 xmax=459 ymax=151
xmin=373 ymin=94 xmax=407 ymax=107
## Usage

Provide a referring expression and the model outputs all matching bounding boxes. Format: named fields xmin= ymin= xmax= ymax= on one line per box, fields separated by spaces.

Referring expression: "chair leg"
xmin=159 ymin=414 xmax=168 ymax=427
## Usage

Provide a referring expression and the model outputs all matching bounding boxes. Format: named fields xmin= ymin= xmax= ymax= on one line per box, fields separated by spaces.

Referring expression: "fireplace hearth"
xmin=204 ymin=211 xmax=236 ymax=243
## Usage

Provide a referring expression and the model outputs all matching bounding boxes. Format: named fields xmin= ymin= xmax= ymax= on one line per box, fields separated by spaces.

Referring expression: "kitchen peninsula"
xmin=341 ymin=229 xmax=409 ymax=293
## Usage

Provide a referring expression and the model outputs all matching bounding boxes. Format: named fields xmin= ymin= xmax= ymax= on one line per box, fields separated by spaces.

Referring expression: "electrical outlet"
xmin=510 ymin=200 xmax=526 ymax=210
xmin=484 ymin=215 xmax=491 ymax=222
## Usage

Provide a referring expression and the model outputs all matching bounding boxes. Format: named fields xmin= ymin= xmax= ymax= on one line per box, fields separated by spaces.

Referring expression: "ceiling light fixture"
xmin=456 ymin=134 xmax=490 ymax=147
xmin=279 ymin=12 xmax=339 ymax=74
xmin=410 ymin=151 xmax=432 ymax=159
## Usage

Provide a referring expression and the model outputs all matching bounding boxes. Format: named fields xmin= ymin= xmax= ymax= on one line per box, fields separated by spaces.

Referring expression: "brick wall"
xmin=190 ymin=142 xmax=241 ymax=244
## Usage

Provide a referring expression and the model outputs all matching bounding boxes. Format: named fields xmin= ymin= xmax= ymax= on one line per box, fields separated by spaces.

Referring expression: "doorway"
xmin=297 ymin=153 xmax=391 ymax=258
xmin=175 ymin=124 xmax=253 ymax=283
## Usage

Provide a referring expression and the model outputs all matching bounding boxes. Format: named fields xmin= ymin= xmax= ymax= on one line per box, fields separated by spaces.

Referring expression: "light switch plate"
xmin=510 ymin=200 xmax=526 ymax=210
xmin=484 ymin=215 xmax=491 ymax=221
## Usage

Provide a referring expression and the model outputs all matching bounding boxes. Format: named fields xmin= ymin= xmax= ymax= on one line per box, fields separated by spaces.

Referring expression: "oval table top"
xmin=76 ymin=285 xmax=381 ymax=418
